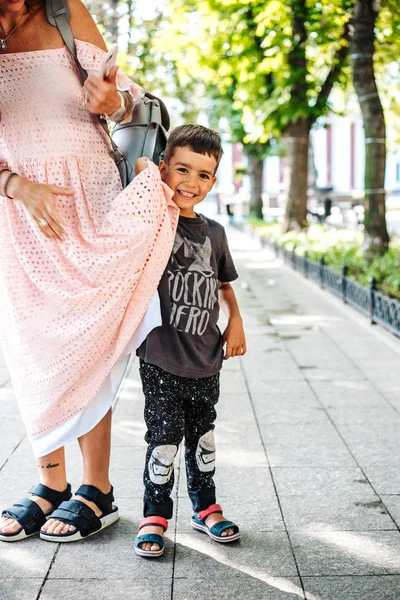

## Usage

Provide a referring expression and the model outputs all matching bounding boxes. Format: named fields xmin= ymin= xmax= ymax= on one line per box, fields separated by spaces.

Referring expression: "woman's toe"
xmin=3 ymin=520 xmax=21 ymax=534
xmin=47 ymin=520 xmax=60 ymax=534
xmin=53 ymin=521 xmax=67 ymax=535
xmin=151 ymin=543 xmax=160 ymax=551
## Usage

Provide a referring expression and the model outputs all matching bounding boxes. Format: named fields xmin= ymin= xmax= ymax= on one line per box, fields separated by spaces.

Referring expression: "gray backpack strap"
xmin=46 ymin=0 xmax=87 ymax=83
xmin=142 ymin=123 xmax=159 ymax=160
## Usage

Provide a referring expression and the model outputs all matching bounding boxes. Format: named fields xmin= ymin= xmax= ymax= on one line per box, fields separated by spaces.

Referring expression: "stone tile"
xmin=174 ymin=531 xmax=298 ymax=578
xmin=50 ymin=533 xmax=174 ymax=580
xmin=260 ymin=422 xmax=343 ymax=446
xmin=280 ymin=493 xmax=395 ymax=532
xmin=265 ymin=442 xmax=356 ymax=468
xmin=173 ymin=576 xmax=305 ymax=599
xmin=110 ymin=446 xmax=148 ymax=471
xmin=381 ymin=496 xmax=400 ymax=528
xmin=310 ymin=380 xmax=390 ymax=408
xmin=247 ymin=371 xmax=305 ymax=386
xmin=363 ymin=466 xmax=400 ymax=495
xmin=272 ymin=467 xmax=375 ymax=497
xmin=41 ymin=580 xmax=172 ymax=600
xmin=113 ymin=468 xmax=178 ymax=501
xmin=251 ymin=380 xmax=318 ymax=403
xmin=241 ymin=351 xmax=300 ymax=374
xmin=1 ymin=579 xmax=43 ymax=600
xmin=0 ymin=537 xmax=56 ymax=578
xmin=178 ymin=467 xmax=274 ymax=498
xmin=217 ymin=394 xmax=255 ymax=423
xmin=326 ymin=406 xmax=398 ymax=425
xmin=254 ymin=404 xmax=328 ymax=426
xmin=176 ymin=495 xmax=285 ymax=533
xmin=336 ymin=422 xmax=400 ymax=447
xmin=303 ymin=575 xmax=400 ymax=599
xmin=341 ymin=442 xmax=400 ymax=469
xmin=302 ymin=369 xmax=365 ymax=382
xmin=363 ymin=370 xmax=400 ymax=384
xmin=109 ymin=418 xmax=147 ymax=447
xmin=214 ymin=421 xmax=262 ymax=447
xmin=291 ymin=531 xmax=400 ymax=576
xmin=213 ymin=446 xmax=268 ymax=468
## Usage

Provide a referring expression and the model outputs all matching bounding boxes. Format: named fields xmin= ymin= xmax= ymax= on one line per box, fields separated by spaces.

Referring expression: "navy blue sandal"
xmin=134 ymin=516 xmax=168 ymax=558
xmin=0 ymin=483 xmax=72 ymax=542
xmin=40 ymin=484 xmax=119 ymax=543
xmin=191 ymin=503 xmax=240 ymax=543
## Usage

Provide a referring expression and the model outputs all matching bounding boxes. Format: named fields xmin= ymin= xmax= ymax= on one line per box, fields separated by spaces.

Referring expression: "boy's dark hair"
xmin=164 ymin=125 xmax=223 ymax=172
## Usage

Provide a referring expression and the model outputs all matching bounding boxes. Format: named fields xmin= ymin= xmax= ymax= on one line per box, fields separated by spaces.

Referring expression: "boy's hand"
xmin=135 ymin=157 xmax=150 ymax=175
xmin=223 ymin=316 xmax=247 ymax=360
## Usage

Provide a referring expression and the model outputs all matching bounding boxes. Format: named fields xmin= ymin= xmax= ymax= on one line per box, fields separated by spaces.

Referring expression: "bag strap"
xmin=46 ymin=0 xmax=87 ymax=84
xmin=46 ymin=0 xmax=126 ymax=169
xmin=142 ymin=123 xmax=159 ymax=159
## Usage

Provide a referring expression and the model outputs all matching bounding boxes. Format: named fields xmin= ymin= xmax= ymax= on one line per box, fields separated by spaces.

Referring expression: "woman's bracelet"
xmin=106 ymin=91 xmax=134 ymax=123
xmin=3 ymin=171 xmax=18 ymax=199
xmin=0 ymin=168 xmax=11 ymax=196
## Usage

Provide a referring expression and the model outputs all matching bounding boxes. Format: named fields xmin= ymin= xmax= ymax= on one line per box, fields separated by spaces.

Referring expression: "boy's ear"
xmin=209 ymin=175 xmax=217 ymax=190
xmin=159 ymin=160 xmax=167 ymax=182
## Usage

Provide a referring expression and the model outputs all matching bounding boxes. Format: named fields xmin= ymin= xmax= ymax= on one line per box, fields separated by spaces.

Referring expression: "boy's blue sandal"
xmin=134 ymin=516 xmax=168 ymax=558
xmin=0 ymin=483 xmax=72 ymax=542
xmin=39 ymin=484 xmax=119 ymax=543
xmin=191 ymin=503 xmax=240 ymax=543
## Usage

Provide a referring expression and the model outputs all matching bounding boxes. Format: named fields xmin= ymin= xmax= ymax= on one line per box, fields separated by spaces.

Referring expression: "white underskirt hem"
xmin=31 ymin=291 xmax=160 ymax=458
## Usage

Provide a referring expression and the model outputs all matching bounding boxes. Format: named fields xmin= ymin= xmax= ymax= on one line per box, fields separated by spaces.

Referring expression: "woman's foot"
xmin=40 ymin=493 xmax=104 ymax=535
xmin=40 ymin=484 xmax=119 ymax=542
xmin=0 ymin=484 xmax=72 ymax=541
xmin=0 ymin=496 xmax=53 ymax=535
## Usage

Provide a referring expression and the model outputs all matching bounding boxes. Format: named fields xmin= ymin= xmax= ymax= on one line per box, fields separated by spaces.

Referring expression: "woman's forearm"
xmin=0 ymin=169 xmax=30 ymax=201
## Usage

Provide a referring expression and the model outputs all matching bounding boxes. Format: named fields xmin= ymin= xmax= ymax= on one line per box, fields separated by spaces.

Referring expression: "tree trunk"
xmin=246 ymin=154 xmax=264 ymax=219
xmin=282 ymin=0 xmax=309 ymax=232
xmin=282 ymin=118 xmax=310 ymax=232
xmin=350 ymin=0 xmax=389 ymax=254
xmin=127 ymin=0 xmax=134 ymax=54
xmin=110 ymin=0 xmax=119 ymax=42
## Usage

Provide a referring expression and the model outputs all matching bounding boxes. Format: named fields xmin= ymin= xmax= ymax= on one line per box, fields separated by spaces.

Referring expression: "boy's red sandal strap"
xmin=198 ymin=504 xmax=223 ymax=522
xmin=139 ymin=516 xmax=168 ymax=532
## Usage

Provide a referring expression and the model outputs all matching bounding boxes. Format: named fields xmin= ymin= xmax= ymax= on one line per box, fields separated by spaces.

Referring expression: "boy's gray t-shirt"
xmin=137 ymin=214 xmax=238 ymax=378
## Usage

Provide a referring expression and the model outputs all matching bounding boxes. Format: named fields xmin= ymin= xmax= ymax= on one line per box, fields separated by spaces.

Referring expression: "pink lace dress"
xmin=0 ymin=41 xmax=179 ymax=456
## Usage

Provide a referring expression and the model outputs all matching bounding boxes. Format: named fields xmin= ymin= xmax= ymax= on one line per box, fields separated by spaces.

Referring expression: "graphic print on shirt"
xmin=168 ymin=230 xmax=219 ymax=336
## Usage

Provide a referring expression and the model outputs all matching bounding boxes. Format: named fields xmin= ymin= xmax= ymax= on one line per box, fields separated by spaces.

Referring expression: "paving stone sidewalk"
xmin=0 ymin=225 xmax=400 ymax=600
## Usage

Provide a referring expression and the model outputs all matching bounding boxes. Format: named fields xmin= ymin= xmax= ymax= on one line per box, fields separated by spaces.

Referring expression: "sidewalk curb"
xmin=278 ymin=254 xmax=400 ymax=358
xmin=231 ymin=224 xmax=400 ymax=358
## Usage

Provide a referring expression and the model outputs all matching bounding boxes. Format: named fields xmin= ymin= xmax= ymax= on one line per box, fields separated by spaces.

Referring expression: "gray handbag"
xmin=46 ymin=0 xmax=170 ymax=187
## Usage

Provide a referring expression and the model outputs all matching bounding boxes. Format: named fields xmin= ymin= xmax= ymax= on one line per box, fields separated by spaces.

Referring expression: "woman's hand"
xmin=82 ymin=65 xmax=121 ymax=116
xmin=10 ymin=178 xmax=75 ymax=241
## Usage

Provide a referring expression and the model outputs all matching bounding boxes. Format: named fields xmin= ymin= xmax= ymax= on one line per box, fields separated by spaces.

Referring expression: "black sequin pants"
xmin=139 ymin=360 xmax=219 ymax=520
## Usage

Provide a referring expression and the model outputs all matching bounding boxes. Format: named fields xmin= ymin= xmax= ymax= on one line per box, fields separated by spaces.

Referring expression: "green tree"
xmin=163 ymin=0 xmax=352 ymax=229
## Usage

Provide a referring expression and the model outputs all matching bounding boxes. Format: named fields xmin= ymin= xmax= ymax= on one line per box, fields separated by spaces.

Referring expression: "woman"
xmin=0 ymin=0 xmax=178 ymax=542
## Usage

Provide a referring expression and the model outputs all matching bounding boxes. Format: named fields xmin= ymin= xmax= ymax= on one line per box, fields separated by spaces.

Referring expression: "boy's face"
xmin=159 ymin=146 xmax=217 ymax=218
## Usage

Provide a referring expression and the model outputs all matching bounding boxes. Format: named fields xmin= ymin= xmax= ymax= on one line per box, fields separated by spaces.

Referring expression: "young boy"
xmin=134 ymin=125 xmax=246 ymax=558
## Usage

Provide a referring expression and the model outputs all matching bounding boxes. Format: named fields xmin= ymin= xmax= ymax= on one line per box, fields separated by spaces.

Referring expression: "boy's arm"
xmin=219 ymin=282 xmax=247 ymax=360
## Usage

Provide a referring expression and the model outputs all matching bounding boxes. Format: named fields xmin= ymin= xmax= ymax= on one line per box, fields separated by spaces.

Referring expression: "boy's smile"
xmin=160 ymin=147 xmax=217 ymax=218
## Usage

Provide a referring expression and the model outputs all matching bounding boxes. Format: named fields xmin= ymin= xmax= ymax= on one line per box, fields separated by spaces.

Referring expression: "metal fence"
xmin=258 ymin=234 xmax=400 ymax=339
